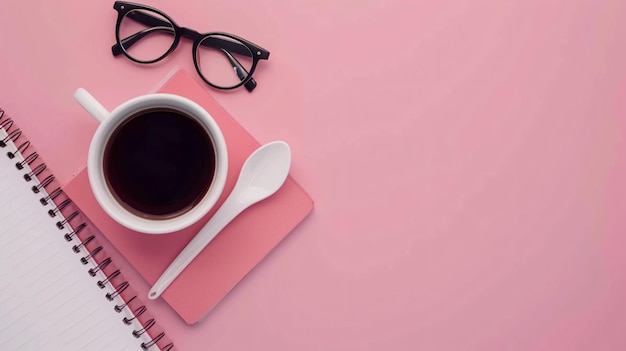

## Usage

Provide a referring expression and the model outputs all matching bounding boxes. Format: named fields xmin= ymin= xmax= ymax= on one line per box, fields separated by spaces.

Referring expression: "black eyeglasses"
xmin=112 ymin=1 xmax=270 ymax=92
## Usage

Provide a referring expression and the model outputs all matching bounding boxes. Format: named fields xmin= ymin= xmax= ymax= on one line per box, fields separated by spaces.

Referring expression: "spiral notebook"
xmin=62 ymin=68 xmax=314 ymax=324
xmin=0 ymin=111 xmax=174 ymax=350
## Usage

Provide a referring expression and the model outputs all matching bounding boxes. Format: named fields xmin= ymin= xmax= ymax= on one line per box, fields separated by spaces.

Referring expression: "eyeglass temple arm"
xmin=221 ymin=49 xmax=257 ymax=92
xmin=111 ymin=11 xmax=266 ymax=59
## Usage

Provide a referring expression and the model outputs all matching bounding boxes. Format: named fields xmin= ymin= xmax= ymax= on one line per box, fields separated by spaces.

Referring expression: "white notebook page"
xmin=0 ymin=134 xmax=159 ymax=350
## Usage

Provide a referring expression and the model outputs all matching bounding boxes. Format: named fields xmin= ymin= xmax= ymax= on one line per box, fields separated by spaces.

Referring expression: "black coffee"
xmin=103 ymin=108 xmax=216 ymax=218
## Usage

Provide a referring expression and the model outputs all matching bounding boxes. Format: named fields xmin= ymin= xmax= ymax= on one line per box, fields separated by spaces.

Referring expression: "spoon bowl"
xmin=230 ymin=141 xmax=291 ymax=206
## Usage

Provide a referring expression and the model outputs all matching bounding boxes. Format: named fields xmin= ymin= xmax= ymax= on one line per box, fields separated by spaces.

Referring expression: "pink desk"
xmin=1 ymin=1 xmax=625 ymax=350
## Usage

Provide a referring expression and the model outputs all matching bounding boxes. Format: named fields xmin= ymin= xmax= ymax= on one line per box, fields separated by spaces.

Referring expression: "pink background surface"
xmin=1 ymin=0 xmax=626 ymax=350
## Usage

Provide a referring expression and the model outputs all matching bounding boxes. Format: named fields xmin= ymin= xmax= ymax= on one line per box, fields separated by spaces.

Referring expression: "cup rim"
xmin=87 ymin=93 xmax=228 ymax=234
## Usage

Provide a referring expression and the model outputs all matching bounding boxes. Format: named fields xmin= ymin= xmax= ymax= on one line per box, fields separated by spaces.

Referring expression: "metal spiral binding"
xmin=48 ymin=199 xmax=72 ymax=217
xmin=0 ymin=109 xmax=9 ymax=130
xmin=7 ymin=140 xmax=29 ymax=159
xmin=133 ymin=319 xmax=156 ymax=338
xmin=0 ymin=110 xmax=173 ymax=350
xmin=106 ymin=281 xmax=129 ymax=301
xmin=142 ymin=334 xmax=171 ymax=351
xmin=0 ymin=128 xmax=20 ymax=147
xmin=32 ymin=174 xmax=54 ymax=193
xmin=39 ymin=187 xmax=62 ymax=205
xmin=15 ymin=151 xmax=37 ymax=170
xmin=80 ymin=246 xmax=103 ymax=264
xmin=56 ymin=211 xmax=78 ymax=229
xmin=124 ymin=306 xmax=147 ymax=325
xmin=64 ymin=222 xmax=87 ymax=241
xmin=89 ymin=257 xmax=112 ymax=277
xmin=115 ymin=295 xmax=137 ymax=312
xmin=97 ymin=269 xmax=121 ymax=288
xmin=24 ymin=162 xmax=46 ymax=181
xmin=72 ymin=234 xmax=95 ymax=253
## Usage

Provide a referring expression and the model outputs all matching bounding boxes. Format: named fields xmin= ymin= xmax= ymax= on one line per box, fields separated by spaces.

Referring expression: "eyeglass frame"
xmin=111 ymin=1 xmax=270 ymax=92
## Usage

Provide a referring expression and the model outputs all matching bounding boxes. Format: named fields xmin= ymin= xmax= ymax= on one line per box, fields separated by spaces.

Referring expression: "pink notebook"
xmin=63 ymin=69 xmax=314 ymax=324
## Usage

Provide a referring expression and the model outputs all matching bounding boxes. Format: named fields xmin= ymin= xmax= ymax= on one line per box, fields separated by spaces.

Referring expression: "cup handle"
xmin=74 ymin=88 xmax=110 ymax=123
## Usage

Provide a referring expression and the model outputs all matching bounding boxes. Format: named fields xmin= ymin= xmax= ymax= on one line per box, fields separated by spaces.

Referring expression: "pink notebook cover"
xmin=63 ymin=69 xmax=314 ymax=324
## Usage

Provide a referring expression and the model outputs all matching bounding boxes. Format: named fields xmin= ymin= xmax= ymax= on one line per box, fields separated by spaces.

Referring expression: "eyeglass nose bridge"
xmin=180 ymin=27 xmax=202 ymax=41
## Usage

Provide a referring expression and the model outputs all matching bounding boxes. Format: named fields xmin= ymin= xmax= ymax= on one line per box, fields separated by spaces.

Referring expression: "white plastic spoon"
xmin=148 ymin=141 xmax=292 ymax=300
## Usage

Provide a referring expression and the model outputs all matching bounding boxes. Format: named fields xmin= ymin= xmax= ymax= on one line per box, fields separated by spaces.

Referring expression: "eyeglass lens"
xmin=118 ymin=9 xmax=176 ymax=62
xmin=196 ymin=35 xmax=254 ymax=89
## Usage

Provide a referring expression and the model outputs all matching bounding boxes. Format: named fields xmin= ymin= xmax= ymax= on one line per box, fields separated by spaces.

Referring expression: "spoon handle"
xmin=148 ymin=198 xmax=243 ymax=300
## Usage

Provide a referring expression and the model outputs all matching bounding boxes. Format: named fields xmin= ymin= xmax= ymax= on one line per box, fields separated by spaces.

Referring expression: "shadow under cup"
xmin=103 ymin=107 xmax=217 ymax=220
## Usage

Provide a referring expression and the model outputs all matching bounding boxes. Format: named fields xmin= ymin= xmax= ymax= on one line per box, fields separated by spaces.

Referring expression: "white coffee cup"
xmin=74 ymin=88 xmax=228 ymax=234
